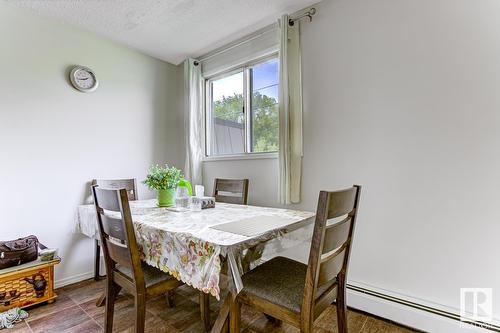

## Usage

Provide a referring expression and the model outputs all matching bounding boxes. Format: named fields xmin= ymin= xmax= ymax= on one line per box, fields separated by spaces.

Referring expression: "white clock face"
xmin=70 ymin=66 xmax=98 ymax=92
xmin=75 ymin=69 xmax=95 ymax=89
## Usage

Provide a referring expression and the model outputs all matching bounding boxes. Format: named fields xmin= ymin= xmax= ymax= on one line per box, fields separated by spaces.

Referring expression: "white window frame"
xmin=204 ymin=53 xmax=279 ymax=161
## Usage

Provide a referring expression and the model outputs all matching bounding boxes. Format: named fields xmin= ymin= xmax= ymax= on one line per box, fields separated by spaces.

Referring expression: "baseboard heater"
xmin=347 ymin=284 xmax=500 ymax=332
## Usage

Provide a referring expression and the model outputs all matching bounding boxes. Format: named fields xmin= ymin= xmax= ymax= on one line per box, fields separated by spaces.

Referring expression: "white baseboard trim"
xmin=347 ymin=285 xmax=495 ymax=333
xmin=54 ymin=271 xmax=496 ymax=333
xmin=54 ymin=271 xmax=94 ymax=289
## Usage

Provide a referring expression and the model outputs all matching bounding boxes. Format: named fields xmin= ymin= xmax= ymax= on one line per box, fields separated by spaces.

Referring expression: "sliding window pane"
xmin=210 ymin=71 xmax=245 ymax=155
xmin=250 ymin=58 xmax=279 ymax=153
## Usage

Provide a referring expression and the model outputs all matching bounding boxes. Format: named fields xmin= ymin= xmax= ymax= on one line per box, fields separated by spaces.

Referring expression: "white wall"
xmin=0 ymin=4 xmax=184 ymax=285
xmin=204 ymin=0 xmax=500 ymax=327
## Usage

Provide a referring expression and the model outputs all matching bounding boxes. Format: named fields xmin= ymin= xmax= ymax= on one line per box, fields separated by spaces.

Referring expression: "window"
xmin=206 ymin=56 xmax=279 ymax=157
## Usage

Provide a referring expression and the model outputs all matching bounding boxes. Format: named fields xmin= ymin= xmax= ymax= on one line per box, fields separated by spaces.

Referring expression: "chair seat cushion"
xmin=241 ymin=256 xmax=307 ymax=313
xmin=116 ymin=262 xmax=174 ymax=288
xmin=241 ymin=256 xmax=337 ymax=314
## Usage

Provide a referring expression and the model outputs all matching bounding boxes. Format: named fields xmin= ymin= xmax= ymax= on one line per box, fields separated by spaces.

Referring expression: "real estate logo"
xmin=460 ymin=288 xmax=493 ymax=328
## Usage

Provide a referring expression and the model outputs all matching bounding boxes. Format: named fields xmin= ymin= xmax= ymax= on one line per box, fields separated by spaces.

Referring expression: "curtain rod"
xmin=289 ymin=7 xmax=316 ymax=26
xmin=197 ymin=5 xmax=318 ymax=63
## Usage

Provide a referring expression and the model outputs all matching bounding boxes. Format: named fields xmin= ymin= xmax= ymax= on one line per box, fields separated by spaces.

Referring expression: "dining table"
xmin=75 ymin=199 xmax=315 ymax=332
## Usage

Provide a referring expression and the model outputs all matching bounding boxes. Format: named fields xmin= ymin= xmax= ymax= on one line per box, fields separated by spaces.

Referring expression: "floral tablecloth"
xmin=76 ymin=200 xmax=315 ymax=299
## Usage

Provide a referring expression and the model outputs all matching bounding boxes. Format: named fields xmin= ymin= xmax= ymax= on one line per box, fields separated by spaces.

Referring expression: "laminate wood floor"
xmin=10 ymin=279 xmax=420 ymax=333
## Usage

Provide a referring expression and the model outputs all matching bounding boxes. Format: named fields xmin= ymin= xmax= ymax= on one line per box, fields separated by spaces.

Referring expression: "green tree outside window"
xmin=213 ymin=92 xmax=278 ymax=152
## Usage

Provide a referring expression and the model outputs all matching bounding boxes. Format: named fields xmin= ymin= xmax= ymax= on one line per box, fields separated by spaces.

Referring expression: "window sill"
xmin=203 ymin=152 xmax=278 ymax=162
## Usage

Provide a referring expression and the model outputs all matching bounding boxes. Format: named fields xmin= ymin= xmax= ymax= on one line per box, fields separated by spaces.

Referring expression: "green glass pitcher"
xmin=177 ymin=178 xmax=192 ymax=196
xmin=175 ymin=178 xmax=192 ymax=208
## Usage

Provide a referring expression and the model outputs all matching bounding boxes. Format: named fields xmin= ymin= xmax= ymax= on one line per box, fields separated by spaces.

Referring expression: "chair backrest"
xmin=301 ymin=185 xmax=361 ymax=321
xmin=91 ymin=185 xmax=145 ymax=287
xmin=92 ymin=178 xmax=138 ymax=201
xmin=212 ymin=178 xmax=249 ymax=205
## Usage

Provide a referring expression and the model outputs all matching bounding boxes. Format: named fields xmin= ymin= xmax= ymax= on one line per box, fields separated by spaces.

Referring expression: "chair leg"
xmin=336 ymin=274 xmax=348 ymax=333
xmin=104 ymin=282 xmax=117 ymax=333
xmin=199 ymin=291 xmax=211 ymax=331
xmin=97 ymin=283 xmax=120 ymax=307
xmin=300 ymin=318 xmax=315 ymax=333
xmin=229 ymin=295 xmax=240 ymax=333
xmin=94 ymin=239 xmax=101 ymax=281
xmin=96 ymin=293 xmax=106 ymax=307
xmin=222 ymin=319 xmax=229 ymax=333
xmin=135 ymin=294 xmax=146 ymax=333
xmin=166 ymin=290 xmax=175 ymax=308
xmin=300 ymin=309 xmax=313 ymax=333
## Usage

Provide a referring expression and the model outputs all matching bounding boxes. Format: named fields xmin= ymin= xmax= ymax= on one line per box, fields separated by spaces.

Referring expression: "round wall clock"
xmin=70 ymin=66 xmax=98 ymax=92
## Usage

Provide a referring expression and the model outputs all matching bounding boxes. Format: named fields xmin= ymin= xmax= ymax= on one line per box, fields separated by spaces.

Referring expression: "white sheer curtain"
xmin=184 ymin=59 xmax=204 ymax=186
xmin=278 ymin=15 xmax=303 ymax=204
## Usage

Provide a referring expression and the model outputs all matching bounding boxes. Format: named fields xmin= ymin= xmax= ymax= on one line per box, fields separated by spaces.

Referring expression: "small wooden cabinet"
xmin=0 ymin=257 xmax=60 ymax=311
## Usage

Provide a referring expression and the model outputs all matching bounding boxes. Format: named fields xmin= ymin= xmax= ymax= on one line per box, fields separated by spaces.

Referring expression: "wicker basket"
xmin=0 ymin=257 xmax=60 ymax=311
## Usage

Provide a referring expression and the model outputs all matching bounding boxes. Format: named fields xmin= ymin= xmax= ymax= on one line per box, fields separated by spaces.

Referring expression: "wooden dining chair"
xmin=92 ymin=178 xmax=138 ymax=281
xmin=92 ymin=178 xmax=138 ymax=200
xmin=231 ymin=185 xmax=361 ymax=333
xmin=198 ymin=178 xmax=251 ymax=331
xmin=213 ymin=178 xmax=249 ymax=204
xmin=213 ymin=178 xmax=256 ymax=273
xmin=92 ymin=186 xmax=183 ymax=333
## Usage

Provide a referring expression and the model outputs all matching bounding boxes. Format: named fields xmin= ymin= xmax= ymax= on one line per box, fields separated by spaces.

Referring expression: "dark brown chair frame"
xmin=92 ymin=178 xmax=138 ymax=281
xmin=212 ymin=178 xmax=249 ymax=205
xmin=232 ymin=185 xmax=361 ymax=333
xmin=92 ymin=186 xmax=182 ymax=333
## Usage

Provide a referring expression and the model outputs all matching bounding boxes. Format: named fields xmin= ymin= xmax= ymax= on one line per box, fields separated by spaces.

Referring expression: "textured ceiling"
xmin=7 ymin=0 xmax=319 ymax=65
